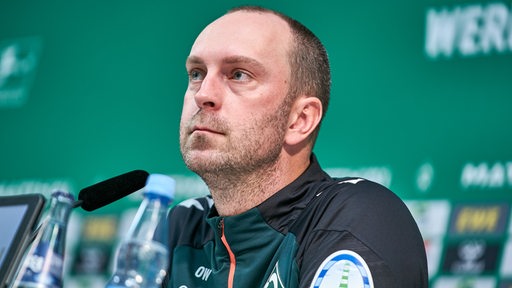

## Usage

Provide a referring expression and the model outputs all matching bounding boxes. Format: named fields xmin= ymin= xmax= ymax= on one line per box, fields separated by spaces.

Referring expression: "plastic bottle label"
xmin=19 ymin=241 xmax=64 ymax=288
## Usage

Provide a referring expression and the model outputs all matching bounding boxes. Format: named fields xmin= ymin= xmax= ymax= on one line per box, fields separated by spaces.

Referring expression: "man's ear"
xmin=285 ymin=96 xmax=322 ymax=146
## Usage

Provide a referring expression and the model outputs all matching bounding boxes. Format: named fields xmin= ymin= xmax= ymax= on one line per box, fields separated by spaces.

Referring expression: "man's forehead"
xmin=187 ymin=10 xmax=292 ymax=74
xmin=199 ymin=10 xmax=291 ymax=44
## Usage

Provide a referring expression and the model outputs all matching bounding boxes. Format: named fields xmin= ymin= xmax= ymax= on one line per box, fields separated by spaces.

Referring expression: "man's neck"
xmin=203 ymin=155 xmax=310 ymax=216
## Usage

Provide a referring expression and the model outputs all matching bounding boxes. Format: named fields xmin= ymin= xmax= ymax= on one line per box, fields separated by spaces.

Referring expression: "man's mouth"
xmin=191 ymin=125 xmax=223 ymax=135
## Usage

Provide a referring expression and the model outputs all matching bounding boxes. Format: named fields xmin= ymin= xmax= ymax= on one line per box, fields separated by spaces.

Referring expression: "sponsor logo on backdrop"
xmin=405 ymin=200 xmax=451 ymax=237
xmin=441 ymin=240 xmax=501 ymax=274
xmin=404 ymin=200 xmax=449 ymax=277
xmin=71 ymin=216 xmax=117 ymax=275
xmin=0 ymin=36 xmax=41 ymax=108
xmin=461 ymin=162 xmax=512 ymax=189
xmin=71 ymin=240 xmax=113 ymax=275
xmin=425 ymin=2 xmax=512 ymax=59
xmin=448 ymin=203 xmax=510 ymax=236
xmin=416 ymin=162 xmax=435 ymax=192
xmin=433 ymin=276 xmax=496 ymax=288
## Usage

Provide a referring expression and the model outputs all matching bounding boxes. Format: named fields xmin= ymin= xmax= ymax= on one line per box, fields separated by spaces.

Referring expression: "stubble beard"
xmin=180 ymin=99 xmax=292 ymax=193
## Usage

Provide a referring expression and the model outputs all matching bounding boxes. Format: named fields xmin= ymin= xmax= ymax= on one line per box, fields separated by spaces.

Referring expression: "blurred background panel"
xmin=1 ymin=0 xmax=511 ymax=287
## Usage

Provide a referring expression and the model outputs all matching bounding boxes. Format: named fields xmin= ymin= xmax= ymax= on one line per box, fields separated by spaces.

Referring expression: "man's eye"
xmin=189 ymin=70 xmax=204 ymax=81
xmin=232 ymin=70 xmax=250 ymax=81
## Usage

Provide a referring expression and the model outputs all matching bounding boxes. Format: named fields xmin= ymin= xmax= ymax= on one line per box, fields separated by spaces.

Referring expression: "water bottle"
xmin=14 ymin=191 xmax=75 ymax=288
xmin=106 ymin=174 xmax=175 ymax=288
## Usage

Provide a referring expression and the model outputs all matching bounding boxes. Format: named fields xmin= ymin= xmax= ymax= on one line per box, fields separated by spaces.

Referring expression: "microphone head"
xmin=78 ymin=170 xmax=149 ymax=211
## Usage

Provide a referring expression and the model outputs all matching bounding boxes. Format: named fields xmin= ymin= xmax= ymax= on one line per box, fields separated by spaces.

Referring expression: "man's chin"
xmin=183 ymin=151 xmax=222 ymax=171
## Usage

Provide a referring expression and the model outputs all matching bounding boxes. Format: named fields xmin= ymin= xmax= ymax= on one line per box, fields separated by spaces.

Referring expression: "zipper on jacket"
xmin=219 ymin=218 xmax=236 ymax=288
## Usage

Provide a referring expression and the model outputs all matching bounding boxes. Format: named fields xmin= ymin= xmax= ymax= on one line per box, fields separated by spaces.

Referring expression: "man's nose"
xmin=194 ymin=74 xmax=223 ymax=110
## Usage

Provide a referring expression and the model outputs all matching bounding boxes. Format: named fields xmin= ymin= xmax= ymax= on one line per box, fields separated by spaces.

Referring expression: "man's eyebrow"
xmin=186 ymin=55 xmax=266 ymax=72
xmin=224 ymin=55 xmax=260 ymax=66
xmin=224 ymin=56 xmax=266 ymax=72
xmin=186 ymin=56 xmax=203 ymax=66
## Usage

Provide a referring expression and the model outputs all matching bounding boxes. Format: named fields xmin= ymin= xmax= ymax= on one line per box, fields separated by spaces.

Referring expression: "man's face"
xmin=179 ymin=11 xmax=293 ymax=176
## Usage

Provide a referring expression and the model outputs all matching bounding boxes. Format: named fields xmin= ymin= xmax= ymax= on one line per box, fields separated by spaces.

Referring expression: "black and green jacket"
xmin=164 ymin=155 xmax=428 ymax=288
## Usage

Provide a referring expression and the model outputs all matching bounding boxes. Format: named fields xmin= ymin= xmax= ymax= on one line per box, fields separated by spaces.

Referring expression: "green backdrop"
xmin=1 ymin=0 xmax=511 ymax=287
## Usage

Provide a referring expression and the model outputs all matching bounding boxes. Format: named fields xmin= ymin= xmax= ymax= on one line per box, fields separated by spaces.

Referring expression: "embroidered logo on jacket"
xmin=264 ymin=261 xmax=285 ymax=288
xmin=309 ymin=250 xmax=373 ymax=288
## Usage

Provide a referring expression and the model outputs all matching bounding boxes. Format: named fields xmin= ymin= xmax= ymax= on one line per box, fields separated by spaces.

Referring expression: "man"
xmin=166 ymin=5 xmax=428 ymax=288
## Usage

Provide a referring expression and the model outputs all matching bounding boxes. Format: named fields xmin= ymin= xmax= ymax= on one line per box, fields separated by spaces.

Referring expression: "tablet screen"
xmin=0 ymin=205 xmax=29 ymax=267
xmin=0 ymin=194 xmax=45 ymax=288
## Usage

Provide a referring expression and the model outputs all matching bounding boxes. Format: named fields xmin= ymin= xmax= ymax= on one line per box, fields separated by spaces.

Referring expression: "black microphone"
xmin=75 ymin=170 xmax=149 ymax=211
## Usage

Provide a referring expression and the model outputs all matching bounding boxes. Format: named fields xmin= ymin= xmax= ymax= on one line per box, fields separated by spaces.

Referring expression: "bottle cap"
xmin=144 ymin=174 xmax=175 ymax=201
xmin=52 ymin=190 xmax=75 ymax=203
